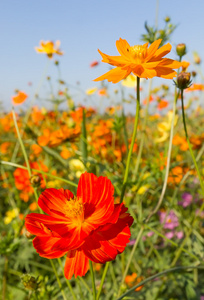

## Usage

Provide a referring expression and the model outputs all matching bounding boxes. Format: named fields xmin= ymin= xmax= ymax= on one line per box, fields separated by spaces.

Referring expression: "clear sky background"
xmin=1 ymin=0 xmax=204 ymax=111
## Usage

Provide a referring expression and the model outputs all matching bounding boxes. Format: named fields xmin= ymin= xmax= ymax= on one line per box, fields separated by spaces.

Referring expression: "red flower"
xmin=25 ymin=172 xmax=133 ymax=279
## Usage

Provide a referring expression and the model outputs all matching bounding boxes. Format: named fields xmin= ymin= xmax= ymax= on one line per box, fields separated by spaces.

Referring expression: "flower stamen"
xmin=128 ymin=45 xmax=148 ymax=63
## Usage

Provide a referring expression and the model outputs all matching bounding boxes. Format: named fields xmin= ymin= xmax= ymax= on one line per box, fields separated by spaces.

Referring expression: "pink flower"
xmin=159 ymin=210 xmax=179 ymax=230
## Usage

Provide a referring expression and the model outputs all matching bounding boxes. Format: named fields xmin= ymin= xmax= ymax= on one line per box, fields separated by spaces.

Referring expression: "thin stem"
xmin=2 ymin=257 xmax=8 ymax=300
xmin=57 ymin=258 xmax=77 ymax=300
xmin=49 ymin=260 xmax=68 ymax=300
xmin=133 ymin=79 xmax=152 ymax=181
xmin=96 ymin=262 xmax=110 ymax=300
xmin=81 ymin=107 xmax=88 ymax=162
xmin=12 ymin=109 xmax=31 ymax=176
xmin=180 ymin=89 xmax=204 ymax=196
xmin=120 ymin=77 xmax=140 ymax=203
xmin=146 ymin=90 xmax=179 ymax=222
xmin=89 ymin=261 xmax=96 ymax=300
xmin=0 ymin=160 xmax=77 ymax=187
xmin=116 ymin=265 xmax=204 ymax=300
xmin=117 ymin=226 xmax=144 ymax=297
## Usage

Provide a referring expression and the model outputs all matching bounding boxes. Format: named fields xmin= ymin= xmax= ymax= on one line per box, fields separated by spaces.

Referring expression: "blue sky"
xmin=1 ymin=0 xmax=204 ymax=110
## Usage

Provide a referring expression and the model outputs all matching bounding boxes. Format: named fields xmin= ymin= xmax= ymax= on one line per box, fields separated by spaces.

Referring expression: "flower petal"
xmin=33 ymin=236 xmax=67 ymax=259
xmin=146 ymin=39 xmax=162 ymax=61
xmin=93 ymin=67 xmax=131 ymax=83
xmin=64 ymin=249 xmax=89 ymax=279
xmin=116 ymin=38 xmax=132 ymax=59
xmin=38 ymin=188 xmax=74 ymax=218
xmin=98 ymin=49 xmax=129 ymax=67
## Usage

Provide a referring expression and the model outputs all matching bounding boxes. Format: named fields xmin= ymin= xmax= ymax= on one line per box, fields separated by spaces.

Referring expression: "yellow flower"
xmin=137 ymin=184 xmax=150 ymax=195
xmin=122 ymin=74 xmax=137 ymax=87
xmin=86 ymin=87 xmax=98 ymax=95
xmin=4 ymin=208 xmax=19 ymax=224
xmin=155 ymin=111 xmax=178 ymax=143
xmin=35 ymin=40 xmax=63 ymax=59
xmin=69 ymin=159 xmax=85 ymax=178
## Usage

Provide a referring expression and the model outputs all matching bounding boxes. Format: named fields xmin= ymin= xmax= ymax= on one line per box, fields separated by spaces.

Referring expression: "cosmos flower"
xmin=35 ymin=40 xmax=63 ymax=59
xmin=12 ymin=91 xmax=28 ymax=105
xmin=94 ymin=38 xmax=182 ymax=83
xmin=25 ymin=172 xmax=133 ymax=279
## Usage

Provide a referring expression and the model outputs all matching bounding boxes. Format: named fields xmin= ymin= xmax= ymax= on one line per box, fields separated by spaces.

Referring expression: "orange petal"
xmin=149 ymin=43 xmax=172 ymax=61
xmin=154 ymin=66 xmax=177 ymax=79
xmin=146 ymin=39 xmax=162 ymax=61
xmin=93 ymin=67 xmax=131 ymax=83
xmin=158 ymin=58 xmax=183 ymax=68
xmin=98 ymin=49 xmax=128 ymax=67
xmin=116 ymin=38 xmax=132 ymax=59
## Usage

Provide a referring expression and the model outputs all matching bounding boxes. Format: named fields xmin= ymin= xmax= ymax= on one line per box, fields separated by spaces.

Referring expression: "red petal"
xmin=83 ymin=206 xmax=133 ymax=263
xmin=64 ymin=249 xmax=89 ymax=279
xmin=38 ymin=188 xmax=74 ymax=218
xmin=33 ymin=236 xmax=67 ymax=259
xmin=25 ymin=213 xmax=84 ymax=249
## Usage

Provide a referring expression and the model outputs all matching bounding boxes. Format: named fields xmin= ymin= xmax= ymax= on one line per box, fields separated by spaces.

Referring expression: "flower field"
xmin=1 ymin=17 xmax=204 ymax=300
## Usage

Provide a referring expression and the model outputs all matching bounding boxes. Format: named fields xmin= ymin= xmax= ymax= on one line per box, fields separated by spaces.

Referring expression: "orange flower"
xmin=0 ymin=142 xmax=11 ymax=154
xmin=157 ymin=99 xmax=168 ymax=110
xmin=94 ymin=38 xmax=182 ymax=83
xmin=98 ymin=88 xmax=107 ymax=96
xmin=90 ymin=60 xmax=99 ymax=67
xmin=186 ymin=83 xmax=204 ymax=92
xmin=12 ymin=91 xmax=28 ymax=105
xmin=125 ymin=272 xmax=144 ymax=291
xmin=181 ymin=61 xmax=190 ymax=71
xmin=35 ymin=40 xmax=63 ymax=59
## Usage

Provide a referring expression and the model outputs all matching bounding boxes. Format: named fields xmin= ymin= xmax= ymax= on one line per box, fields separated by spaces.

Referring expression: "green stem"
xmin=180 ymin=89 xmax=204 ymax=196
xmin=12 ymin=109 xmax=39 ymax=202
xmin=12 ymin=109 xmax=31 ymax=177
xmin=0 ymin=160 xmax=77 ymax=187
xmin=57 ymin=258 xmax=77 ymax=300
xmin=133 ymin=79 xmax=152 ymax=181
xmin=50 ymin=260 xmax=68 ymax=300
xmin=116 ymin=265 xmax=204 ymax=300
xmin=146 ymin=89 xmax=179 ymax=222
xmin=117 ymin=226 xmax=144 ymax=297
xmin=89 ymin=261 xmax=96 ymax=300
xmin=2 ymin=257 xmax=8 ymax=300
xmin=81 ymin=107 xmax=88 ymax=162
xmin=120 ymin=77 xmax=140 ymax=203
xmin=96 ymin=262 xmax=110 ymax=300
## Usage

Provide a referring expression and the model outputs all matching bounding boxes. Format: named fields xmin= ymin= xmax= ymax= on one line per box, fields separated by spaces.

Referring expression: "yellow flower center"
xmin=128 ymin=45 xmax=148 ymax=63
xmin=64 ymin=196 xmax=84 ymax=222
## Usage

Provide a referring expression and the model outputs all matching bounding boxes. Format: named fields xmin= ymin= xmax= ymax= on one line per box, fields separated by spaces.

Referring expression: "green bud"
xmin=176 ymin=43 xmax=186 ymax=58
xmin=21 ymin=274 xmax=38 ymax=290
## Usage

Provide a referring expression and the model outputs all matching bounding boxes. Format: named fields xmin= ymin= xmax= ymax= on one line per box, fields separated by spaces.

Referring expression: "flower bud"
xmin=30 ymin=175 xmax=42 ymax=187
xmin=191 ymin=71 xmax=197 ymax=77
xmin=193 ymin=52 xmax=201 ymax=64
xmin=21 ymin=274 xmax=38 ymax=290
xmin=164 ymin=16 xmax=170 ymax=23
xmin=176 ymin=43 xmax=186 ymax=58
xmin=176 ymin=72 xmax=192 ymax=90
xmin=25 ymin=230 xmax=34 ymax=239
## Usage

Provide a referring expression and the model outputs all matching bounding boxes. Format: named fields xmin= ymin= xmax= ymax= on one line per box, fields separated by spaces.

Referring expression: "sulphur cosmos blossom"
xmin=12 ymin=91 xmax=28 ymax=105
xmin=94 ymin=38 xmax=182 ymax=83
xmin=35 ymin=40 xmax=63 ymax=59
xmin=25 ymin=172 xmax=133 ymax=279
